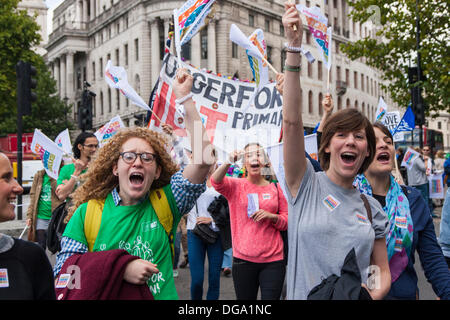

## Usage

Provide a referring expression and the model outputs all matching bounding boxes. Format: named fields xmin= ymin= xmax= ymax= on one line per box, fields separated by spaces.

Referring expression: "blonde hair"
xmin=65 ymin=127 xmax=178 ymax=222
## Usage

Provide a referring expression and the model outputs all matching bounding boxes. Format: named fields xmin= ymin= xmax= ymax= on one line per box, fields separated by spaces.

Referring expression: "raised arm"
xmin=317 ymin=93 xmax=334 ymax=133
xmin=211 ymin=150 xmax=243 ymax=184
xmin=281 ymin=3 xmax=307 ymax=198
xmin=173 ymin=68 xmax=214 ymax=184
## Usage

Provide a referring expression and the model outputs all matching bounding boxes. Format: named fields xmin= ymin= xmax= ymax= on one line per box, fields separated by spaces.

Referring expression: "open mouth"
xmin=249 ymin=163 xmax=260 ymax=169
xmin=129 ymin=172 xmax=144 ymax=186
xmin=377 ymin=152 xmax=390 ymax=163
xmin=340 ymin=152 xmax=357 ymax=165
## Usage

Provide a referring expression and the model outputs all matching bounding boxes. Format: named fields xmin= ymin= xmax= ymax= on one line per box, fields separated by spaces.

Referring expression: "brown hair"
xmin=372 ymin=122 xmax=393 ymax=141
xmin=318 ymin=108 xmax=376 ymax=174
xmin=65 ymin=127 xmax=178 ymax=222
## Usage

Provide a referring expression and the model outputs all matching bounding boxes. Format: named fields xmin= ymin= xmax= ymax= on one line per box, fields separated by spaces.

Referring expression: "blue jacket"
xmin=386 ymin=185 xmax=450 ymax=300
xmin=444 ymin=158 xmax=450 ymax=187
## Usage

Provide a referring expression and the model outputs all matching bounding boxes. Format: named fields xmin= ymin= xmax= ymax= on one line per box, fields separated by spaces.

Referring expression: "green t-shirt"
xmin=63 ymin=191 xmax=181 ymax=300
xmin=37 ymin=174 xmax=52 ymax=220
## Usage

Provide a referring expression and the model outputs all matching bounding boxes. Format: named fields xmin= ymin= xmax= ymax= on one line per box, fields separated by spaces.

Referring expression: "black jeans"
xmin=232 ymin=257 xmax=285 ymax=300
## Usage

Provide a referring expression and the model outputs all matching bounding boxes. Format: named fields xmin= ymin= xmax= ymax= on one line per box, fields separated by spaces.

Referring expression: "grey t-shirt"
xmin=407 ymin=157 xmax=428 ymax=186
xmin=284 ymin=160 xmax=389 ymax=300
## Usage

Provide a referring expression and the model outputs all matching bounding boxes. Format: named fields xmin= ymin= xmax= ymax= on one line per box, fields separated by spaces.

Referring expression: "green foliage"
xmin=341 ymin=0 xmax=450 ymax=115
xmin=0 ymin=0 xmax=74 ymax=139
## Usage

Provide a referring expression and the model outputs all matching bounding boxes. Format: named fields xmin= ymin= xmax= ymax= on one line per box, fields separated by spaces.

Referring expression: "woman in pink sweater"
xmin=210 ymin=143 xmax=288 ymax=300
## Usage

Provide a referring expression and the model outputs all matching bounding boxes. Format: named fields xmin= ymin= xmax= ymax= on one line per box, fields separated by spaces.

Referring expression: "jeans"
xmin=232 ymin=257 xmax=286 ymax=300
xmin=440 ymin=188 xmax=450 ymax=259
xmin=222 ymin=248 xmax=232 ymax=269
xmin=187 ymin=230 xmax=224 ymax=300
xmin=413 ymin=183 xmax=434 ymax=214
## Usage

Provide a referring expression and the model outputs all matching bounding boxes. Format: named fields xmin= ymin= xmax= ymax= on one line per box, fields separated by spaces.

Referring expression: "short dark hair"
xmin=319 ymin=108 xmax=376 ymax=174
xmin=73 ymin=132 xmax=97 ymax=159
xmin=372 ymin=122 xmax=393 ymax=141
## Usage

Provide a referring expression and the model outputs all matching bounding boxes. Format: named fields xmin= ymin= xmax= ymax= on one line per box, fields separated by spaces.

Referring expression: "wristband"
xmin=284 ymin=42 xmax=302 ymax=53
xmin=175 ymin=92 xmax=194 ymax=105
xmin=284 ymin=64 xmax=301 ymax=72
xmin=70 ymin=174 xmax=79 ymax=180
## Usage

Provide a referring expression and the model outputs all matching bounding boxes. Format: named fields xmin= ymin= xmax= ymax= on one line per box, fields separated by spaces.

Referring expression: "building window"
xmin=362 ymin=102 xmax=365 ymax=115
xmin=115 ymin=48 xmax=119 ymax=65
xmin=280 ymin=24 xmax=284 ymax=37
xmin=124 ymin=44 xmax=128 ymax=65
xmin=201 ymin=29 xmax=208 ymax=59
xmin=318 ymin=61 xmax=323 ymax=80
xmin=92 ymin=62 xmax=95 ymax=81
xmin=354 ymin=71 xmax=358 ymax=89
xmin=181 ymin=42 xmax=191 ymax=60
xmin=346 ymin=98 xmax=350 ymax=108
xmin=438 ymin=122 xmax=442 ymax=130
xmin=306 ymin=30 xmax=311 ymax=44
xmin=135 ymin=38 xmax=139 ymax=61
xmin=232 ymin=43 xmax=238 ymax=59
xmin=265 ymin=19 xmax=270 ymax=32
xmin=76 ymin=68 xmax=82 ymax=90
xmin=336 ymin=66 xmax=341 ymax=82
xmin=319 ymin=92 xmax=323 ymax=116
xmin=308 ymin=61 xmax=312 ymax=78
xmin=361 ymin=74 xmax=364 ymax=92
xmin=308 ymin=91 xmax=313 ymax=114
xmin=355 ymin=100 xmax=359 ymax=110
xmin=249 ymin=14 xmax=255 ymax=27
xmin=267 ymin=46 xmax=273 ymax=64
xmin=345 ymin=68 xmax=349 ymax=86
xmin=99 ymin=58 xmax=103 ymax=78
xmin=100 ymin=91 xmax=104 ymax=115
xmin=338 ymin=96 xmax=342 ymax=110
xmin=108 ymin=88 xmax=112 ymax=113
xmin=116 ymin=90 xmax=120 ymax=110
xmin=280 ymin=50 xmax=286 ymax=69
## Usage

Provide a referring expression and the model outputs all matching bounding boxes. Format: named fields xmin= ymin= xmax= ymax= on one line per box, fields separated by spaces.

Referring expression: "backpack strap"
xmin=84 ymin=199 xmax=105 ymax=252
xmin=360 ymin=194 xmax=373 ymax=224
xmin=149 ymin=187 xmax=175 ymax=262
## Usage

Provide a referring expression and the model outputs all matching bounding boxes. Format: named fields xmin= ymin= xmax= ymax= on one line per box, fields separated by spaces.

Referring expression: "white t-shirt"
xmin=187 ymin=186 xmax=221 ymax=231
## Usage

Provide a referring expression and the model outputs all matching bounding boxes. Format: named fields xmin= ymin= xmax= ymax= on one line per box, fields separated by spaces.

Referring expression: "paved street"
xmin=0 ymin=194 xmax=446 ymax=300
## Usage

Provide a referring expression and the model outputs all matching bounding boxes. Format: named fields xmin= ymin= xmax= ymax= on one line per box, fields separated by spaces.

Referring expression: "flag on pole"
xmin=296 ymin=5 xmax=331 ymax=69
xmin=375 ymin=97 xmax=388 ymax=122
xmin=94 ymin=115 xmax=126 ymax=148
xmin=105 ymin=60 xmax=151 ymax=111
xmin=30 ymin=129 xmax=64 ymax=180
xmin=229 ymin=24 xmax=265 ymax=60
xmin=173 ymin=0 xmax=217 ymax=63
xmin=54 ymin=129 xmax=72 ymax=155
xmin=394 ymin=104 xmax=415 ymax=134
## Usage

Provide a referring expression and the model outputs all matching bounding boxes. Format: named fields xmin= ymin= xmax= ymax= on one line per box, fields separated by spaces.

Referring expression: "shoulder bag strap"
xmin=360 ymin=194 xmax=373 ymax=224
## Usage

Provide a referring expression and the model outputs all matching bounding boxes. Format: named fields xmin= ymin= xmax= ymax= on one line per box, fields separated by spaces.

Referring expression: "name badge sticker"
xmin=0 ymin=269 xmax=9 ymax=288
xmin=262 ymin=194 xmax=271 ymax=200
xmin=395 ymin=216 xmax=407 ymax=229
xmin=55 ymin=274 xmax=71 ymax=289
xmin=323 ymin=195 xmax=340 ymax=212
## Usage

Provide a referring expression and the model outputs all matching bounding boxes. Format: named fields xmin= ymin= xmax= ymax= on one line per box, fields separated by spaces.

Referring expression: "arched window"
xmin=100 ymin=91 xmax=104 ymax=115
xmin=346 ymin=98 xmax=350 ymax=108
xmin=338 ymin=96 xmax=342 ymax=110
xmin=362 ymin=102 xmax=365 ymax=115
xmin=355 ymin=100 xmax=359 ymax=110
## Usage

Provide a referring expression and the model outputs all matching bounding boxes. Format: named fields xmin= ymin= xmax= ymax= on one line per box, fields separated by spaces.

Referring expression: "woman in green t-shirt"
xmin=55 ymin=68 xmax=215 ymax=299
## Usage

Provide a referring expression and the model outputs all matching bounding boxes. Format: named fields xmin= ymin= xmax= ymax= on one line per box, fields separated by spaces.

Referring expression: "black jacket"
xmin=307 ymin=248 xmax=372 ymax=300
xmin=207 ymin=195 xmax=232 ymax=251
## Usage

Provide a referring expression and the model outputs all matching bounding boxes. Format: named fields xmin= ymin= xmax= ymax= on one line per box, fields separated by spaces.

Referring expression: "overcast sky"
xmin=45 ymin=0 xmax=65 ymax=35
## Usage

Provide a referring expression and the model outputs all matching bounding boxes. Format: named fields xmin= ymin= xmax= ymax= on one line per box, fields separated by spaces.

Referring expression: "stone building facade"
xmin=19 ymin=0 xmax=48 ymax=56
xmin=45 ymin=0 xmax=396 ymax=131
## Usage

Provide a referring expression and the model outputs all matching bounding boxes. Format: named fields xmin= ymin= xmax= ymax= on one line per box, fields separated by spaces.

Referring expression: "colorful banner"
xmin=94 ymin=115 xmax=125 ymax=148
xmin=30 ymin=129 xmax=64 ymax=180
xmin=246 ymin=29 xmax=269 ymax=110
xmin=105 ymin=60 xmax=150 ymax=111
xmin=429 ymin=173 xmax=444 ymax=199
xmin=149 ymin=53 xmax=283 ymax=163
xmin=394 ymin=105 xmax=415 ymax=133
xmin=297 ymin=5 xmax=332 ymax=69
xmin=401 ymin=147 xmax=420 ymax=170
xmin=381 ymin=111 xmax=401 ymax=135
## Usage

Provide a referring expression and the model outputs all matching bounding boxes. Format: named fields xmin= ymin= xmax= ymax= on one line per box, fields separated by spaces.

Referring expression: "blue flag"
xmin=394 ymin=104 xmax=415 ymax=134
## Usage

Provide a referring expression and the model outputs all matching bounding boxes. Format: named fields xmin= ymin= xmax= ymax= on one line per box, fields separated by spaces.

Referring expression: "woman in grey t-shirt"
xmin=280 ymin=4 xmax=391 ymax=300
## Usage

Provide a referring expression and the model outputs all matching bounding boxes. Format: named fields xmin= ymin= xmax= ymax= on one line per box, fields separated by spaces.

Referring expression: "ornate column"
xmin=207 ymin=20 xmax=216 ymax=72
xmin=54 ymin=58 xmax=60 ymax=96
xmin=150 ymin=20 xmax=160 ymax=87
xmin=66 ymin=51 xmax=75 ymax=102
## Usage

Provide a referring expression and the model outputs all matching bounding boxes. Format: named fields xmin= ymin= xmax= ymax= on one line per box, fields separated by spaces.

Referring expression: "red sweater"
xmin=210 ymin=176 xmax=288 ymax=263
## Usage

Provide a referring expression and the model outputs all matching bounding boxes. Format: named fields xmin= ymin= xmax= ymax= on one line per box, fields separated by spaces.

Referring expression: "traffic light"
xmin=408 ymin=67 xmax=425 ymax=126
xmin=78 ymin=82 xmax=95 ymax=131
xmin=16 ymin=61 xmax=37 ymax=116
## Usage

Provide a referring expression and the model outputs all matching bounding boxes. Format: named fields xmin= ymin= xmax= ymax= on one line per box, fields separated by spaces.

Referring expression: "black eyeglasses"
xmin=83 ymin=144 xmax=99 ymax=149
xmin=120 ymin=151 xmax=157 ymax=164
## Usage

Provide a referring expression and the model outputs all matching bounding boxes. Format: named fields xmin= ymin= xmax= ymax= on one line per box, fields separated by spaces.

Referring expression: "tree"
xmin=0 ymin=0 xmax=74 ymax=139
xmin=341 ymin=0 xmax=449 ymax=115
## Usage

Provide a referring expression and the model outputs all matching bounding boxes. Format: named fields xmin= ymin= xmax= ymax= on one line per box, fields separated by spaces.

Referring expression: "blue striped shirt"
xmin=53 ymin=170 xmax=205 ymax=276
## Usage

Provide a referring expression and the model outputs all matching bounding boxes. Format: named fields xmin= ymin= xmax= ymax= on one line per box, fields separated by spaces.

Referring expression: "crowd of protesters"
xmin=1 ymin=2 xmax=450 ymax=301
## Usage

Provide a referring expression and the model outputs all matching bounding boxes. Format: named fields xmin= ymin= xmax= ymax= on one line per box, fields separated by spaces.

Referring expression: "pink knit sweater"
xmin=210 ymin=176 xmax=288 ymax=263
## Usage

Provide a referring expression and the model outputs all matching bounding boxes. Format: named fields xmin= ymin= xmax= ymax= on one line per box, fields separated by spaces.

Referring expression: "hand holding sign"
xmin=283 ymin=3 xmax=303 ymax=47
xmin=173 ymin=68 xmax=193 ymax=99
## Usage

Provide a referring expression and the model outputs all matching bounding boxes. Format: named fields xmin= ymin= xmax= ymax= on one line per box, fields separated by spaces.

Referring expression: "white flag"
xmin=54 ymin=129 xmax=72 ymax=155
xmin=375 ymin=97 xmax=388 ymax=122
xmin=105 ymin=60 xmax=151 ymax=111
xmin=30 ymin=129 xmax=64 ymax=180
xmin=229 ymin=24 xmax=265 ymax=60
xmin=95 ymin=115 xmax=126 ymax=148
